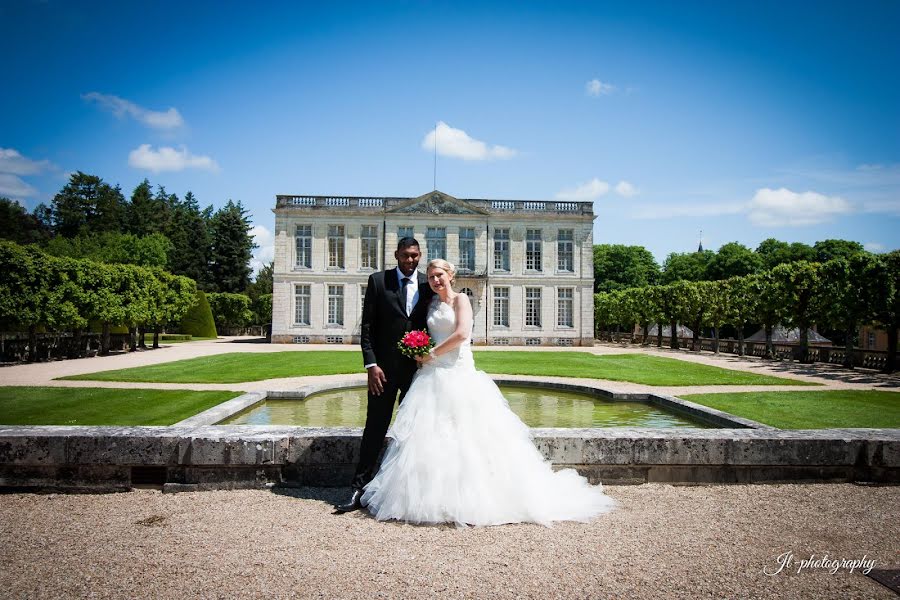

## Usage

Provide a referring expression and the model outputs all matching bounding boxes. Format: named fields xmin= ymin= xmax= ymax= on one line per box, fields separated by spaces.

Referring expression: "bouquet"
xmin=397 ymin=329 xmax=434 ymax=359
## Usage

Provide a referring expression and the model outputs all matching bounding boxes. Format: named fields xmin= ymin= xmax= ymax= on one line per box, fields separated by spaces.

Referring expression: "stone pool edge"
xmin=1 ymin=379 xmax=897 ymax=491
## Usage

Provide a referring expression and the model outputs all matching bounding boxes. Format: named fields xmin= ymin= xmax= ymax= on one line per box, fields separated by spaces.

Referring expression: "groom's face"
xmin=395 ymin=245 xmax=421 ymax=277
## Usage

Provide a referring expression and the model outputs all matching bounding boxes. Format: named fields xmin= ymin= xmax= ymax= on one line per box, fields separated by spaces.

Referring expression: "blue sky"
xmin=2 ymin=0 xmax=898 ymax=272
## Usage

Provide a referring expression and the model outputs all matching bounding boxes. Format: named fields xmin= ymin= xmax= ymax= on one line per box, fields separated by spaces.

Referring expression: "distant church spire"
xmin=697 ymin=229 xmax=704 ymax=253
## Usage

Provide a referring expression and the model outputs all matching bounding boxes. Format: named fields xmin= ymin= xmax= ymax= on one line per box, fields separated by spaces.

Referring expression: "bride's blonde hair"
xmin=426 ymin=259 xmax=456 ymax=283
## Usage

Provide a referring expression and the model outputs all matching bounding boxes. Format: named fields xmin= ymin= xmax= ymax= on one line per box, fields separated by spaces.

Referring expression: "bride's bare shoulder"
xmin=452 ymin=293 xmax=471 ymax=310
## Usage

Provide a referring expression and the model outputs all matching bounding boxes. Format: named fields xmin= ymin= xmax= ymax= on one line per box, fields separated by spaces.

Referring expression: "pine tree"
xmin=208 ymin=200 xmax=256 ymax=293
xmin=50 ymin=172 xmax=124 ymax=237
xmin=127 ymin=179 xmax=156 ymax=236
xmin=168 ymin=191 xmax=212 ymax=288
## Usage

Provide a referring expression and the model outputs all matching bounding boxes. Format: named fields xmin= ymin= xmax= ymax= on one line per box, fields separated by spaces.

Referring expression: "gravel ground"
xmin=1 ymin=484 xmax=897 ymax=599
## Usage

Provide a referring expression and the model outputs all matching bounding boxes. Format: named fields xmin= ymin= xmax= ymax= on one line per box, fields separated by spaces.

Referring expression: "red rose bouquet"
xmin=397 ymin=329 xmax=434 ymax=359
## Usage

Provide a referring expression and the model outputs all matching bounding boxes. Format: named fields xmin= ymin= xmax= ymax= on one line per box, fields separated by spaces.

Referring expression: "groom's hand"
xmin=367 ymin=365 xmax=387 ymax=396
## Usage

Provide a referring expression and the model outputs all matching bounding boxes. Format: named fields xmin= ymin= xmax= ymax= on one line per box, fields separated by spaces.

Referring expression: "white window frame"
xmin=360 ymin=224 xmax=378 ymax=270
xmin=493 ymin=287 xmax=509 ymax=327
xmin=526 ymin=229 xmax=542 ymax=272
xmin=557 ymin=229 xmax=574 ymax=273
xmin=327 ymin=225 xmax=345 ymax=269
xmin=493 ymin=228 xmax=510 ymax=272
xmin=557 ymin=287 xmax=574 ymax=328
xmin=458 ymin=228 xmax=476 ymax=273
xmin=295 ymin=224 xmax=312 ymax=269
xmin=327 ymin=284 xmax=344 ymax=326
xmin=426 ymin=226 xmax=446 ymax=261
xmin=525 ymin=287 xmax=542 ymax=328
xmin=294 ymin=284 xmax=311 ymax=326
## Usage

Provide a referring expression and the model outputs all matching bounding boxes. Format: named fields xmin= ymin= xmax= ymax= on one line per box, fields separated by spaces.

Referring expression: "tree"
xmin=749 ymin=271 xmax=781 ymax=359
xmin=770 ymin=261 xmax=822 ymax=363
xmin=207 ymin=292 xmax=254 ymax=331
xmin=0 ymin=197 xmax=50 ymax=244
xmin=44 ymin=231 xmax=172 ymax=267
xmin=655 ymin=284 xmax=680 ymax=349
xmin=592 ymin=244 xmax=660 ymax=293
xmin=49 ymin=172 xmax=125 ymax=237
xmin=706 ymin=280 xmax=732 ymax=354
xmin=0 ymin=242 xmax=52 ymax=360
xmin=872 ymin=251 xmax=900 ymax=373
xmin=813 ymin=239 xmax=866 ymax=263
xmin=209 ymin=200 xmax=256 ymax=293
xmin=247 ymin=261 xmax=274 ymax=325
xmin=756 ymin=238 xmax=815 ymax=270
xmin=818 ymin=256 xmax=884 ymax=368
xmin=127 ymin=179 xmax=156 ymax=236
xmin=627 ymin=286 xmax=662 ymax=346
xmin=661 ymin=250 xmax=714 ymax=284
xmin=167 ymin=191 xmax=212 ymax=288
xmin=707 ymin=242 xmax=763 ymax=280
xmin=672 ymin=280 xmax=708 ymax=351
xmin=724 ymin=276 xmax=758 ymax=356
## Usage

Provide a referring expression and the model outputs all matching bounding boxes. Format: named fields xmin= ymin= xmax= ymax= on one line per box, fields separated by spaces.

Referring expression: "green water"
xmin=220 ymin=386 xmax=713 ymax=428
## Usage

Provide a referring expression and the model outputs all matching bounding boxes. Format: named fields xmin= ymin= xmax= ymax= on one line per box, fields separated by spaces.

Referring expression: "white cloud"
xmin=555 ymin=178 xmax=610 ymax=202
xmin=249 ymin=225 xmax=274 ymax=276
xmin=83 ymin=92 xmax=184 ymax=130
xmin=421 ymin=121 xmax=517 ymax=161
xmin=0 ymin=173 xmax=38 ymax=198
xmin=128 ymin=144 xmax=220 ymax=173
xmin=586 ymin=79 xmax=616 ymax=97
xmin=615 ymin=180 xmax=638 ymax=197
xmin=747 ymin=187 xmax=852 ymax=227
xmin=864 ymin=242 xmax=887 ymax=253
xmin=0 ymin=148 xmax=53 ymax=175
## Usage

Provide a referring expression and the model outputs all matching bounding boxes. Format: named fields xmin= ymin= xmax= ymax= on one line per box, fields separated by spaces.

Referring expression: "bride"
xmin=361 ymin=259 xmax=616 ymax=527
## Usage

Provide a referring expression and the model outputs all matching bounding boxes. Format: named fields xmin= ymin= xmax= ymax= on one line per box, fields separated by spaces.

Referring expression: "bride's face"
xmin=427 ymin=267 xmax=453 ymax=294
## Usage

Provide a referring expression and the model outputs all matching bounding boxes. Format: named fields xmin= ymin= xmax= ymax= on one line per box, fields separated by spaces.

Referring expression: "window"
xmin=526 ymin=229 xmax=542 ymax=271
xmin=327 ymin=225 xmax=345 ymax=269
xmin=493 ymin=287 xmax=509 ymax=327
xmin=557 ymin=288 xmax=574 ymax=327
xmin=360 ymin=225 xmax=378 ymax=269
xmin=868 ymin=332 xmax=876 ymax=349
xmin=295 ymin=225 xmax=311 ymax=268
xmin=557 ymin=229 xmax=574 ymax=272
xmin=493 ymin=228 xmax=509 ymax=271
xmin=459 ymin=228 xmax=475 ymax=272
xmin=426 ymin=227 xmax=446 ymax=261
xmin=525 ymin=287 xmax=542 ymax=327
xmin=294 ymin=284 xmax=310 ymax=325
xmin=360 ymin=285 xmax=367 ymax=313
xmin=398 ymin=225 xmax=414 ymax=240
xmin=327 ymin=285 xmax=344 ymax=326
xmin=460 ymin=287 xmax=476 ymax=311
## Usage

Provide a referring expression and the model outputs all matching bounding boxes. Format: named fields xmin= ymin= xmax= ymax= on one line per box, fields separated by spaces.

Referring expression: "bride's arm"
xmin=430 ymin=294 xmax=473 ymax=358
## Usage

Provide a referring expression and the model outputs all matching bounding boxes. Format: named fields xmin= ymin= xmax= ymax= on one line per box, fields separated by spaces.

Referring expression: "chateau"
xmin=271 ymin=190 xmax=595 ymax=346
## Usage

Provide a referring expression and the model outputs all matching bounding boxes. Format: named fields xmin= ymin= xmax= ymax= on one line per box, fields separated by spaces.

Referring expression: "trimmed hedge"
xmin=178 ymin=290 xmax=217 ymax=338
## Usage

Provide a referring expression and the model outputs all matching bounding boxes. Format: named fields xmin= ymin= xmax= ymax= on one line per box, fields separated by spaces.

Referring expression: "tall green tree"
xmin=818 ymin=256 xmax=884 ymax=368
xmin=770 ymin=261 xmax=822 ymax=363
xmin=756 ymin=238 xmax=815 ymax=270
xmin=50 ymin=172 xmax=126 ymax=237
xmin=724 ymin=275 xmax=758 ymax=356
xmin=592 ymin=244 xmax=660 ymax=293
xmin=167 ymin=191 xmax=212 ymax=288
xmin=749 ymin=271 xmax=781 ymax=359
xmin=672 ymin=280 xmax=708 ymax=351
xmin=813 ymin=239 xmax=866 ymax=263
xmin=872 ymin=250 xmax=900 ymax=373
xmin=43 ymin=231 xmax=172 ymax=267
xmin=707 ymin=242 xmax=763 ymax=280
xmin=661 ymin=250 xmax=714 ymax=284
xmin=127 ymin=179 xmax=157 ymax=236
xmin=706 ymin=280 xmax=732 ymax=354
xmin=209 ymin=200 xmax=256 ymax=293
xmin=0 ymin=198 xmax=50 ymax=244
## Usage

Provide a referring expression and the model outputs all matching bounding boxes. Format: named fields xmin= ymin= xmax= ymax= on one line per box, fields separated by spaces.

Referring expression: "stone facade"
xmin=271 ymin=190 xmax=596 ymax=345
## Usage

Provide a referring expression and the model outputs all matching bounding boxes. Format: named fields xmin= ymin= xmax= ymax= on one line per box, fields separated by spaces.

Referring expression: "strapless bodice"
xmin=424 ymin=297 xmax=473 ymax=369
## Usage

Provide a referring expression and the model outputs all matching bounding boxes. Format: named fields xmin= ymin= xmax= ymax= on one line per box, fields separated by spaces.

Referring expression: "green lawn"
xmin=60 ymin=351 xmax=809 ymax=386
xmin=0 ymin=387 xmax=240 ymax=426
xmin=681 ymin=390 xmax=900 ymax=429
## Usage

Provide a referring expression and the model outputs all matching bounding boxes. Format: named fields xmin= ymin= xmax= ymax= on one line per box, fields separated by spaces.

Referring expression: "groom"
xmin=335 ymin=237 xmax=434 ymax=512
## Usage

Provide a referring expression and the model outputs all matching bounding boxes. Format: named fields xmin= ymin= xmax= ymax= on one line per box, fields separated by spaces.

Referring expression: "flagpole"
xmin=433 ymin=122 xmax=438 ymax=191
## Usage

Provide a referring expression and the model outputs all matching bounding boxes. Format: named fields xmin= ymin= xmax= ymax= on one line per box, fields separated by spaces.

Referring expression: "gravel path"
xmin=1 ymin=484 xmax=897 ymax=599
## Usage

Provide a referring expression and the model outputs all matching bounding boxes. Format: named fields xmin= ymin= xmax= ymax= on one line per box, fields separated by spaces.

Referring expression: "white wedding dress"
xmin=361 ymin=296 xmax=616 ymax=527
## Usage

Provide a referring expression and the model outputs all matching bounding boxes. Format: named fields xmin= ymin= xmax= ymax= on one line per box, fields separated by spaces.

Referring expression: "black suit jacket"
xmin=360 ymin=269 xmax=434 ymax=376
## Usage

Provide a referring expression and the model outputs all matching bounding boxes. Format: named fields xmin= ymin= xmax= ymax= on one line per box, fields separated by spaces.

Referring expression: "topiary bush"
xmin=178 ymin=290 xmax=217 ymax=338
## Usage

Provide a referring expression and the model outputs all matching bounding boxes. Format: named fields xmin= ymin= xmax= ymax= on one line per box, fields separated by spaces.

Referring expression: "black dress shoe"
xmin=335 ymin=488 xmax=364 ymax=513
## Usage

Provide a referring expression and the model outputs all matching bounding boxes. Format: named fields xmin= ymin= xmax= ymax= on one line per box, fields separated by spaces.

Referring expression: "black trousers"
xmin=351 ymin=366 xmax=416 ymax=489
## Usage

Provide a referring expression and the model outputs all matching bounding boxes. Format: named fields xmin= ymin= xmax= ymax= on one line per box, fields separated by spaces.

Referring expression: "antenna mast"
xmin=433 ymin=122 xmax=438 ymax=191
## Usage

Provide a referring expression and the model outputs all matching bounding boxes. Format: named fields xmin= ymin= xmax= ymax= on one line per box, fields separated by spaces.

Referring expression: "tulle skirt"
xmin=361 ymin=358 xmax=616 ymax=527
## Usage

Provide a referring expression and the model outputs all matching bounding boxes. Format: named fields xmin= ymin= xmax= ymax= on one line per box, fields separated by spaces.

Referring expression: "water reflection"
xmin=222 ymin=386 xmax=712 ymax=428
